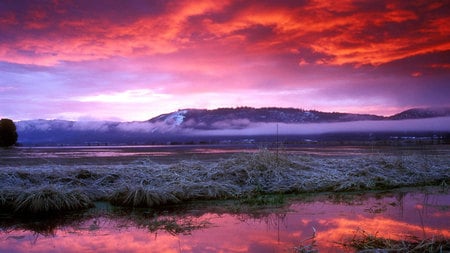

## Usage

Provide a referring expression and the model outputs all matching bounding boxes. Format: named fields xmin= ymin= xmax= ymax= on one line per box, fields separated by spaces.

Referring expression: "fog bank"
xmin=193 ymin=117 xmax=450 ymax=136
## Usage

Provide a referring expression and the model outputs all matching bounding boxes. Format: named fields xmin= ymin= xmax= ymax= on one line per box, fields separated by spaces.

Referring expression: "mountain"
xmin=388 ymin=107 xmax=450 ymax=120
xmin=148 ymin=107 xmax=384 ymax=130
xmin=14 ymin=107 xmax=450 ymax=146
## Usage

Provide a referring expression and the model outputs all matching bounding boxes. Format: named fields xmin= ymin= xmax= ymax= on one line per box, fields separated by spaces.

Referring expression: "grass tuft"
xmin=14 ymin=186 xmax=93 ymax=214
xmin=109 ymin=186 xmax=180 ymax=207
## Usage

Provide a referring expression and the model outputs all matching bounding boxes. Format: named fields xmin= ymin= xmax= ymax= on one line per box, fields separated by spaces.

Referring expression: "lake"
xmin=0 ymin=144 xmax=449 ymax=252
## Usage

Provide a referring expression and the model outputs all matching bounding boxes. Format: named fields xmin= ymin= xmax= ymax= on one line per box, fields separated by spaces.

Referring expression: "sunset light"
xmin=0 ymin=0 xmax=449 ymax=121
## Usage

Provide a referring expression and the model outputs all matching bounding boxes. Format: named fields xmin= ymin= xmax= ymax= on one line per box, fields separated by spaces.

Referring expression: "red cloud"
xmin=0 ymin=1 xmax=448 ymax=67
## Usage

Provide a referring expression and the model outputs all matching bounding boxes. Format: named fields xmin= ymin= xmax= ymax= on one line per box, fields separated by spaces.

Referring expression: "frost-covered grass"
xmin=0 ymin=148 xmax=449 ymax=214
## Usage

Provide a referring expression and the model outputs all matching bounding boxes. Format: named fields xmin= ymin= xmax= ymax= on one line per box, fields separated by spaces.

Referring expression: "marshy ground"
xmin=0 ymin=144 xmax=448 ymax=252
xmin=1 ymin=145 xmax=449 ymax=213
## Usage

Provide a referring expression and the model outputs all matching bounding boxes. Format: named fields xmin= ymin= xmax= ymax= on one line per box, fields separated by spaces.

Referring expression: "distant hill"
xmin=148 ymin=107 xmax=384 ymax=130
xmin=387 ymin=107 xmax=450 ymax=120
xmin=14 ymin=107 xmax=450 ymax=146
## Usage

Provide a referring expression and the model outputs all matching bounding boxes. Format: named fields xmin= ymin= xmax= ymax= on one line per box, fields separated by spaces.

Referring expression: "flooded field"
xmin=2 ymin=144 xmax=449 ymax=165
xmin=0 ymin=144 xmax=449 ymax=252
xmin=0 ymin=188 xmax=449 ymax=253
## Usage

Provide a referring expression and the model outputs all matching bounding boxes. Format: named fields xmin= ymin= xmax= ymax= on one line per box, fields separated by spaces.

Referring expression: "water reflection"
xmin=1 ymin=188 xmax=448 ymax=253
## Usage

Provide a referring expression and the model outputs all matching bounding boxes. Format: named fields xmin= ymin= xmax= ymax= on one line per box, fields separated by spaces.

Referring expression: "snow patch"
xmin=166 ymin=110 xmax=188 ymax=126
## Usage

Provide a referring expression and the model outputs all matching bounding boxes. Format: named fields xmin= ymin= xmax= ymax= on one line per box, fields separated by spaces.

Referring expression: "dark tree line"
xmin=0 ymin=118 xmax=18 ymax=147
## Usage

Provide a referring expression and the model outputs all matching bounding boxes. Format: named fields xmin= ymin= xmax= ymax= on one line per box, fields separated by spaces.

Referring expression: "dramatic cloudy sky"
xmin=1 ymin=0 xmax=449 ymax=121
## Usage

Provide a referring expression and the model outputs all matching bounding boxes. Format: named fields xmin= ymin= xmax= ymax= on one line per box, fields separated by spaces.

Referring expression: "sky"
xmin=0 ymin=0 xmax=449 ymax=121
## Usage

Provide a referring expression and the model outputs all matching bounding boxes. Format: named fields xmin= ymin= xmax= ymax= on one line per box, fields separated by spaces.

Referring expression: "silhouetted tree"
xmin=0 ymin=118 xmax=18 ymax=147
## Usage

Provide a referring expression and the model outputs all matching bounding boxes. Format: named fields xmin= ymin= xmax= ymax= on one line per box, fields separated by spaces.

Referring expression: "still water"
xmin=1 ymin=189 xmax=448 ymax=253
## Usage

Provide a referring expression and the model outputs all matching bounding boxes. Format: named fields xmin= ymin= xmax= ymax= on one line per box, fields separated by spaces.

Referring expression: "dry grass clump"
xmin=341 ymin=229 xmax=450 ymax=253
xmin=13 ymin=186 xmax=93 ymax=214
xmin=109 ymin=186 xmax=180 ymax=207
xmin=210 ymin=149 xmax=306 ymax=193
xmin=178 ymin=181 xmax=240 ymax=199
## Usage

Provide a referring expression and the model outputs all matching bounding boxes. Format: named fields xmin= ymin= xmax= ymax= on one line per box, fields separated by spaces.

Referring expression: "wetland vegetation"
xmin=1 ymin=146 xmax=448 ymax=214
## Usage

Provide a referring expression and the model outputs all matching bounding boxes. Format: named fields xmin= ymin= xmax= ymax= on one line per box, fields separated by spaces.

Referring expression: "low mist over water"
xmin=194 ymin=117 xmax=450 ymax=136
